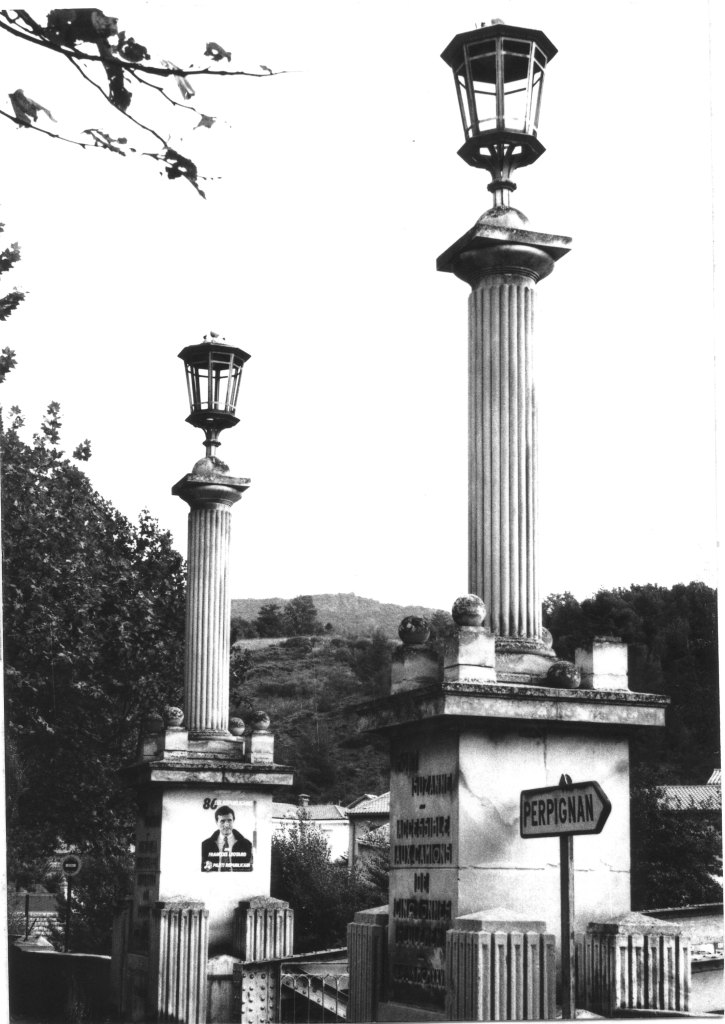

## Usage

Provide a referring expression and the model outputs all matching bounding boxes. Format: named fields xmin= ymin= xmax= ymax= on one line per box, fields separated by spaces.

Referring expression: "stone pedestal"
xmin=233 ymin=896 xmax=294 ymax=961
xmin=148 ymin=899 xmax=209 ymax=1023
xmin=438 ymin=214 xmax=570 ymax=681
xmin=352 ymin=620 xmax=668 ymax=1019
xmin=445 ymin=912 xmax=556 ymax=1021
xmin=576 ymin=912 xmax=691 ymax=1016
xmin=347 ymin=906 xmax=389 ymax=1023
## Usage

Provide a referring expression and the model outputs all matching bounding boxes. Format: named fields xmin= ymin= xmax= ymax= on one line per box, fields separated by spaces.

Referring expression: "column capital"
xmin=172 ymin=460 xmax=249 ymax=509
xmin=437 ymin=217 xmax=570 ymax=288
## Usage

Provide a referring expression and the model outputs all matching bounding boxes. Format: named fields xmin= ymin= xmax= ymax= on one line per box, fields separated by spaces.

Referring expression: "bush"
xmin=271 ymin=819 xmax=387 ymax=952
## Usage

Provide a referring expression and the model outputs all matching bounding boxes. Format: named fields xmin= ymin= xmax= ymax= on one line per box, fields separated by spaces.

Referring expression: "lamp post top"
xmin=440 ymin=23 xmax=557 ymax=69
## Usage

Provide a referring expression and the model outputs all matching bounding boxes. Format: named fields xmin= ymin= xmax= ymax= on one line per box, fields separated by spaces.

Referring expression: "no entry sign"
xmin=520 ymin=780 xmax=611 ymax=839
xmin=62 ymin=854 xmax=82 ymax=877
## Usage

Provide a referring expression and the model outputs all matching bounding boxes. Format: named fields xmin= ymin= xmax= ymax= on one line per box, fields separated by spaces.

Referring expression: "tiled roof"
xmin=707 ymin=769 xmax=721 ymax=786
xmin=659 ymin=786 xmax=722 ymax=812
xmin=273 ymin=803 xmax=348 ymax=821
xmin=347 ymin=793 xmax=390 ymax=816
xmin=359 ymin=823 xmax=390 ymax=847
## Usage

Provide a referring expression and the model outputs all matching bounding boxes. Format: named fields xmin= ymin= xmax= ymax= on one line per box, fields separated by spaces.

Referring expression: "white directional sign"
xmin=520 ymin=780 xmax=611 ymax=839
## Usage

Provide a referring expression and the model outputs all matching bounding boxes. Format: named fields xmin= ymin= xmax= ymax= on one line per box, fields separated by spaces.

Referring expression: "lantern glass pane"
xmin=454 ymin=71 xmax=474 ymax=136
xmin=530 ymin=67 xmax=544 ymax=134
xmin=464 ymin=41 xmax=497 ymax=135
xmin=502 ymin=40 xmax=532 ymax=132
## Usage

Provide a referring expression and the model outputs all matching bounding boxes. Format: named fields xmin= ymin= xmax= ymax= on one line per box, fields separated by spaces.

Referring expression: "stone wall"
xmin=9 ymin=943 xmax=111 ymax=1021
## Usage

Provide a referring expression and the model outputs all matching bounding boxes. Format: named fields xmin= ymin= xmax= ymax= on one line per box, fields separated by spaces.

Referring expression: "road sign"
xmin=520 ymin=780 xmax=611 ymax=839
xmin=519 ymin=775 xmax=612 ymax=1020
xmin=61 ymin=854 xmax=82 ymax=877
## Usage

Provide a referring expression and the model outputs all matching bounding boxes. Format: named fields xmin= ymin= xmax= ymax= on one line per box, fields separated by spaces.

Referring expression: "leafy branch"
xmin=0 ymin=8 xmax=286 ymax=196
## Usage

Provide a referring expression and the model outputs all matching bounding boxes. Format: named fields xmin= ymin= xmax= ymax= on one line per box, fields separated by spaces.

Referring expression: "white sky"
xmin=0 ymin=1 xmax=721 ymax=611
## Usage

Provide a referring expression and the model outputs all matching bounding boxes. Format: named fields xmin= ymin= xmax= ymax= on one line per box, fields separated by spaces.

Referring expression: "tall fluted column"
xmin=438 ymin=211 xmax=570 ymax=656
xmin=173 ymin=460 xmax=248 ymax=738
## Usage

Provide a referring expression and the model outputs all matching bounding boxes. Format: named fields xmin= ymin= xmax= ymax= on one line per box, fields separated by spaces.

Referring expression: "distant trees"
xmin=231 ymin=595 xmax=324 ymax=642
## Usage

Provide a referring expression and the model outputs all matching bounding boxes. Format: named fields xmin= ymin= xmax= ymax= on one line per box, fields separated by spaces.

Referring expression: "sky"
xmin=0 ymin=1 xmax=721 ymax=612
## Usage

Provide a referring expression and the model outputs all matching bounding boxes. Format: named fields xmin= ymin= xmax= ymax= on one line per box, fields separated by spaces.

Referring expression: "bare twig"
xmin=66 ymin=55 xmax=167 ymax=147
xmin=0 ymin=107 xmax=98 ymax=151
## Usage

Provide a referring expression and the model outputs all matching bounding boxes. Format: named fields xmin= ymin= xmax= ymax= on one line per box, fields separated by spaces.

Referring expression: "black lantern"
xmin=179 ymin=331 xmax=250 ymax=456
xmin=441 ymin=22 xmax=557 ymax=204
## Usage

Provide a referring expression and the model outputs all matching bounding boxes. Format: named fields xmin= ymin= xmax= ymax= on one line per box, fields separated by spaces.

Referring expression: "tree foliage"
xmin=271 ymin=818 xmax=387 ymax=953
xmin=0 ymin=221 xmax=25 ymax=328
xmin=630 ymin=773 xmax=722 ymax=909
xmin=2 ymin=405 xmax=185 ymax=907
xmin=545 ymin=582 xmax=721 ymax=908
xmin=0 ymin=9 xmax=285 ymax=196
xmin=544 ymin=582 xmax=719 ymax=781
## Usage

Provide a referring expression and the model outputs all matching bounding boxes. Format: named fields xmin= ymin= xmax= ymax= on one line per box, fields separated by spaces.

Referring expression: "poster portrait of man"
xmin=200 ymin=805 xmax=253 ymax=873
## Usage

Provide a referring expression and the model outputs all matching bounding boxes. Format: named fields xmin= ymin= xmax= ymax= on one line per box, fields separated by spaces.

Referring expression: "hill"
xmin=231 ymin=592 xmax=440 ymax=638
xmin=230 ymin=633 xmax=392 ymax=803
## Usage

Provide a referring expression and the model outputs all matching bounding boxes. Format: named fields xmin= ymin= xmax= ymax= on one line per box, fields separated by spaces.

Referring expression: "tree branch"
xmin=0 ymin=16 xmax=287 ymax=79
xmin=66 ymin=55 xmax=168 ymax=147
xmin=0 ymin=107 xmax=97 ymax=151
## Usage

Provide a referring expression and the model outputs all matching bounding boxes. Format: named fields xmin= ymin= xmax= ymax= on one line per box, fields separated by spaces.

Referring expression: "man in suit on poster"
xmin=200 ymin=805 xmax=253 ymax=872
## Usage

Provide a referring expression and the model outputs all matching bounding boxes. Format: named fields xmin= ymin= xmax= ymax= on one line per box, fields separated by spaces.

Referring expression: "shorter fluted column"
xmin=173 ymin=459 xmax=248 ymax=739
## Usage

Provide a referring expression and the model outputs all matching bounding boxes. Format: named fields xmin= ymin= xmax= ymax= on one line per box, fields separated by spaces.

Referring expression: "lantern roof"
xmin=178 ymin=338 xmax=251 ymax=366
xmin=441 ymin=22 xmax=557 ymax=70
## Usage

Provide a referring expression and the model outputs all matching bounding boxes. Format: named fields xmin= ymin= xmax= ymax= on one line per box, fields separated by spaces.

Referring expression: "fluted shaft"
xmin=185 ymin=505 xmax=233 ymax=735
xmin=172 ymin=468 xmax=247 ymax=738
xmin=469 ymin=272 xmax=539 ymax=638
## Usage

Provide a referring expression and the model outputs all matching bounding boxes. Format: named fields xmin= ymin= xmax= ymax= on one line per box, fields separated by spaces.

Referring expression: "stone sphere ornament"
xmin=546 ymin=660 xmax=581 ymax=689
xmin=253 ymin=712 xmax=271 ymax=733
xmin=229 ymin=717 xmax=245 ymax=737
xmin=163 ymin=706 xmax=184 ymax=729
xmin=398 ymin=616 xmax=431 ymax=645
xmin=541 ymin=627 xmax=554 ymax=650
xmin=452 ymin=594 xmax=486 ymax=627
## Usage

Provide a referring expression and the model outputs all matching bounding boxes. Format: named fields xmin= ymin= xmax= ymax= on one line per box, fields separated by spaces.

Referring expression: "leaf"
xmin=8 ymin=89 xmax=55 ymax=125
xmin=204 ymin=41 xmax=232 ymax=62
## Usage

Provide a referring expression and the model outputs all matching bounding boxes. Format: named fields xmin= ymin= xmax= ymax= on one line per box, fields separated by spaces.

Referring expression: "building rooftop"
xmin=659 ymin=785 xmax=722 ymax=812
xmin=347 ymin=792 xmax=390 ymax=816
xmin=273 ymin=803 xmax=349 ymax=821
xmin=358 ymin=823 xmax=390 ymax=847
xmin=707 ymin=769 xmax=721 ymax=786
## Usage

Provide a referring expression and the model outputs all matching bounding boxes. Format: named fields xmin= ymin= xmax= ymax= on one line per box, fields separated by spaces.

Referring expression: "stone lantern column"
xmin=172 ymin=459 xmax=248 ymax=738
xmin=438 ymin=209 xmax=571 ymax=672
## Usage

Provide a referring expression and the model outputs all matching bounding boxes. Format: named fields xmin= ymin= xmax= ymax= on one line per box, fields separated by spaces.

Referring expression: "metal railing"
xmin=280 ymin=962 xmax=349 ymax=1022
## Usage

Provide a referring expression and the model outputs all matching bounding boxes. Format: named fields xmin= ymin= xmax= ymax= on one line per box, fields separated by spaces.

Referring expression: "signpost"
xmin=520 ymin=775 xmax=611 ymax=1020
xmin=61 ymin=855 xmax=82 ymax=952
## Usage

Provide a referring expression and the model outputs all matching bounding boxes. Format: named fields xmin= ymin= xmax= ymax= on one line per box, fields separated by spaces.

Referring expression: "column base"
xmin=495 ymin=637 xmax=557 ymax=683
xmin=189 ymin=729 xmax=233 ymax=741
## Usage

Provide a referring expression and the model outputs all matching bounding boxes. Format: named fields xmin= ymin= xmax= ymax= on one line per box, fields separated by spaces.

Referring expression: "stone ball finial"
xmin=452 ymin=594 xmax=486 ymax=627
xmin=163 ymin=706 xmax=184 ymax=729
xmin=253 ymin=712 xmax=271 ymax=733
xmin=398 ymin=616 xmax=431 ymax=645
xmin=541 ymin=627 xmax=554 ymax=650
xmin=229 ymin=717 xmax=245 ymax=737
xmin=141 ymin=711 xmax=164 ymax=734
xmin=546 ymin=661 xmax=581 ymax=689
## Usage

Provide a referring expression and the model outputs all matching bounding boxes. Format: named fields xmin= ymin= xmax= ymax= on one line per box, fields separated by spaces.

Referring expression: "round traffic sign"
xmin=62 ymin=854 xmax=82 ymax=877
